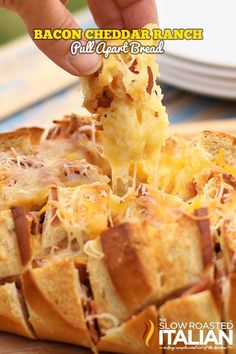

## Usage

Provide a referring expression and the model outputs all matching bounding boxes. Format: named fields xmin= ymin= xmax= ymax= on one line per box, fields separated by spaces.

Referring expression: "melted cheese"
xmin=42 ymin=184 xmax=110 ymax=251
xmin=81 ymin=24 xmax=168 ymax=194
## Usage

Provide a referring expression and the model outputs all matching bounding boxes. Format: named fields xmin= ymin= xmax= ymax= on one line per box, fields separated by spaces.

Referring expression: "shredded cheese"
xmin=83 ymin=240 xmax=104 ymax=259
xmin=85 ymin=312 xmax=119 ymax=332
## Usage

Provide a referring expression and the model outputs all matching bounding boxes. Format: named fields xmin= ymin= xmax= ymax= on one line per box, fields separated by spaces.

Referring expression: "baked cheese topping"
xmin=81 ymin=24 xmax=168 ymax=194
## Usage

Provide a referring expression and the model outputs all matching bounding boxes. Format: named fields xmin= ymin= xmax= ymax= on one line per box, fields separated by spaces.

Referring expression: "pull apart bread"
xmin=0 ymin=27 xmax=235 ymax=354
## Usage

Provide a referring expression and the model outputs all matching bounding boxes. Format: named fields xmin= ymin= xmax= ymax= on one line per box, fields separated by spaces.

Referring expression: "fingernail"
xmin=69 ymin=52 xmax=102 ymax=76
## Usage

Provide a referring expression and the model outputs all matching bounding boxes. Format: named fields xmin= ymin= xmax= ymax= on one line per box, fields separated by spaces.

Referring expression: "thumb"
xmin=18 ymin=0 xmax=101 ymax=76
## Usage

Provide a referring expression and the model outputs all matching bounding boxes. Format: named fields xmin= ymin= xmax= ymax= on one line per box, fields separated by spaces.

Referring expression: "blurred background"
xmin=0 ymin=0 xmax=235 ymax=134
xmin=0 ymin=0 xmax=86 ymax=45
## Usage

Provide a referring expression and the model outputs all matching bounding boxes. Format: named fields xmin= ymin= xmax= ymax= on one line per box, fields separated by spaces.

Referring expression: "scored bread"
xmin=0 ymin=209 xmax=32 ymax=280
xmin=0 ymin=114 xmax=236 ymax=353
xmin=0 ymin=282 xmax=34 ymax=338
xmin=97 ymin=305 xmax=160 ymax=354
xmin=21 ymin=257 xmax=94 ymax=350
xmin=88 ymin=215 xmax=213 ymax=327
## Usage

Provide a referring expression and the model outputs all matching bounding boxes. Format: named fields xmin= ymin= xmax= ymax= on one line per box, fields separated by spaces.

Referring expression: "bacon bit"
xmin=28 ymin=212 xmax=43 ymax=235
xmin=182 ymin=278 xmax=212 ymax=297
xmin=47 ymin=116 xmax=92 ymax=139
xmin=64 ymin=166 xmax=80 ymax=177
xmin=194 ymin=208 xmax=214 ymax=268
xmin=11 ymin=206 xmax=31 ymax=266
xmin=50 ymin=186 xmax=60 ymax=226
xmin=129 ymin=59 xmax=139 ymax=74
xmin=77 ymin=265 xmax=100 ymax=344
xmin=97 ymin=88 xmax=113 ymax=109
xmin=51 ymin=185 xmax=58 ymax=201
xmin=111 ymin=74 xmax=122 ymax=90
xmin=126 ymin=94 xmax=133 ymax=103
xmin=32 ymin=257 xmax=49 ymax=268
xmin=77 ymin=263 xmax=88 ymax=286
xmin=223 ymin=173 xmax=236 ymax=187
xmin=146 ymin=66 xmax=154 ymax=95
xmin=186 ymin=179 xmax=198 ymax=198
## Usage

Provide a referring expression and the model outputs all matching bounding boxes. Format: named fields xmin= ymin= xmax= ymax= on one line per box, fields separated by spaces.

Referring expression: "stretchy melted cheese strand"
xmin=81 ymin=24 xmax=168 ymax=194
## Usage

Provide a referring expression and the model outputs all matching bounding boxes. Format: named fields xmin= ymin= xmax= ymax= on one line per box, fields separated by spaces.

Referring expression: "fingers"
xmin=87 ymin=0 xmax=157 ymax=29
xmin=118 ymin=0 xmax=158 ymax=29
xmin=87 ymin=0 xmax=124 ymax=28
xmin=18 ymin=0 xmax=101 ymax=76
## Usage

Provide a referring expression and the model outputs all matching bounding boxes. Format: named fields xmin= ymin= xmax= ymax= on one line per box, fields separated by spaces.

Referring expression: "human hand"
xmin=0 ymin=0 xmax=157 ymax=77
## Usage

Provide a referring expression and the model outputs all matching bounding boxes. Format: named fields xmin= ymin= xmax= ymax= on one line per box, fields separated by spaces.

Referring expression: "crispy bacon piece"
xmin=11 ymin=206 xmax=31 ymax=266
xmin=77 ymin=264 xmax=100 ymax=344
xmin=28 ymin=211 xmax=44 ymax=235
xmin=223 ymin=173 xmax=236 ymax=188
xmin=129 ymin=59 xmax=139 ymax=74
xmin=97 ymin=88 xmax=113 ymax=109
xmin=186 ymin=179 xmax=198 ymax=198
xmin=194 ymin=208 xmax=214 ymax=268
xmin=49 ymin=186 xmax=60 ymax=227
xmin=46 ymin=115 xmax=92 ymax=139
xmin=146 ymin=66 xmax=154 ymax=95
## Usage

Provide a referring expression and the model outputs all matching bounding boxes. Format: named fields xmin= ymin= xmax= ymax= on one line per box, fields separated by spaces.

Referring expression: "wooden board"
xmin=0 ymin=333 xmax=92 ymax=354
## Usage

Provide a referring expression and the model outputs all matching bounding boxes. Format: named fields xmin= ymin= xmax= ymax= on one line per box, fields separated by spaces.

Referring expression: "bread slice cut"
xmin=102 ymin=217 xmax=213 ymax=301
xmin=88 ymin=217 xmax=213 ymax=331
xmin=97 ymin=305 xmax=160 ymax=354
xmin=0 ymin=282 xmax=34 ymax=338
xmin=0 ymin=209 xmax=32 ymax=280
xmin=21 ymin=257 xmax=93 ymax=349
xmin=160 ymin=289 xmax=224 ymax=354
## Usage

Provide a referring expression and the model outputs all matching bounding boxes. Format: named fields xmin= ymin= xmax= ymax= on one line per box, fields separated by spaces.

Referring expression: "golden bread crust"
xmin=22 ymin=258 xmax=93 ymax=348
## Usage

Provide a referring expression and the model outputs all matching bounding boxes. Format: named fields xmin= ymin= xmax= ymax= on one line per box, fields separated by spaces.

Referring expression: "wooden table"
xmin=0 ymin=333 xmax=91 ymax=354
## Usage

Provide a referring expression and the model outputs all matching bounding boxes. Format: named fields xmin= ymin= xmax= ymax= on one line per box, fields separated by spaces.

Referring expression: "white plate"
xmin=157 ymin=0 xmax=236 ymax=68
xmin=160 ymin=66 xmax=236 ymax=99
xmin=160 ymin=64 xmax=236 ymax=90
xmin=158 ymin=53 xmax=236 ymax=80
